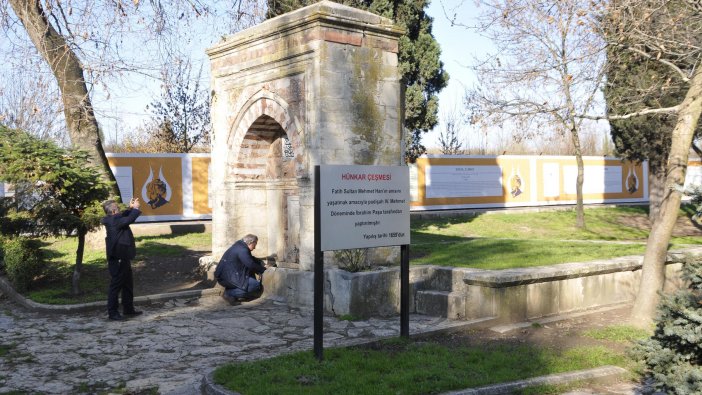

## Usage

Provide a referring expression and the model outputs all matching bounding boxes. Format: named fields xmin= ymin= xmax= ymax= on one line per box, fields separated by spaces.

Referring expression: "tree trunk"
xmin=8 ymin=0 xmax=121 ymax=199
xmin=571 ymin=126 xmax=586 ymax=228
xmin=72 ymin=230 xmax=86 ymax=295
xmin=630 ymin=68 xmax=702 ymax=327
xmin=648 ymin=163 xmax=666 ymax=224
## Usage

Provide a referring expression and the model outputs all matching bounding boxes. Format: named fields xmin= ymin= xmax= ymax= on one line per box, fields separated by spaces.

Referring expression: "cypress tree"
xmin=604 ymin=2 xmax=701 ymax=221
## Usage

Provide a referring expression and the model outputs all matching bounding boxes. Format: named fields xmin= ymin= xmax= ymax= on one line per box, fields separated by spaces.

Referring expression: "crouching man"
xmin=214 ymin=234 xmax=267 ymax=304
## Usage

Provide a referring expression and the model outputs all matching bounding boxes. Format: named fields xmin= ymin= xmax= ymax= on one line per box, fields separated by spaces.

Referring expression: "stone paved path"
xmin=0 ymin=295 xmax=466 ymax=394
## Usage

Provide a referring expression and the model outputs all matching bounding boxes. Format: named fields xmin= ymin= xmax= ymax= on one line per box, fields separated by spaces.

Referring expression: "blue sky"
xmin=93 ymin=1 xmax=483 ymax=149
xmin=424 ymin=0 xmax=483 ymax=149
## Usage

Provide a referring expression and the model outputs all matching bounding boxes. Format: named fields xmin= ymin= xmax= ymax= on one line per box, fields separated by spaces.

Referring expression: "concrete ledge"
xmin=463 ymin=256 xmax=643 ymax=287
xmin=440 ymin=366 xmax=628 ymax=395
xmin=464 ymin=246 xmax=702 ymax=287
xmin=259 ymin=246 xmax=702 ymax=322
xmin=0 ymin=275 xmax=220 ymax=314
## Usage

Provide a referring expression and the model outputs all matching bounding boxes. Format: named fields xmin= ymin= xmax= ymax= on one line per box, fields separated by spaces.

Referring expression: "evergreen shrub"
xmin=633 ymin=257 xmax=702 ymax=394
xmin=2 ymin=237 xmax=44 ymax=292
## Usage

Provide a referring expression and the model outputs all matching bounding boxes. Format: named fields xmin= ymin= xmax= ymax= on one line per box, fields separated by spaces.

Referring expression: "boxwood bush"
xmin=2 ymin=237 xmax=44 ymax=293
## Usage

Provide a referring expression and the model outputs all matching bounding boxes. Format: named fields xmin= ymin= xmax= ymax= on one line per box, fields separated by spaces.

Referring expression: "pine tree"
xmin=633 ymin=257 xmax=702 ymax=394
xmin=0 ymin=126 xmax=112 ymax=294
xmin=267 ymin=0 xmax=448 ymax=162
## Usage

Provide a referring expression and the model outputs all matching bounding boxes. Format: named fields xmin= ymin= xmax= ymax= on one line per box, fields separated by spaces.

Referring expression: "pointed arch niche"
xmin=234 ymin=114 xmax=300 ymax=267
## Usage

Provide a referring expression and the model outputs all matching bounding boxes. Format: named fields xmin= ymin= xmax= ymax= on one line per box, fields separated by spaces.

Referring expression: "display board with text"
xmin=319 ymin=165 xmax=410 ymax=251
xmin=410 ymin=155 xmax=650 ymax=211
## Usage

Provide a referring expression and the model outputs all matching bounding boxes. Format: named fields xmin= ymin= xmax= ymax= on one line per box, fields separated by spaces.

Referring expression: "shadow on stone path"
xmin=0 ymin=295 xmax=467 ymax=394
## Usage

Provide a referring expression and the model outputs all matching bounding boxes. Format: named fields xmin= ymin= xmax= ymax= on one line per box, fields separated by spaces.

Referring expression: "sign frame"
xmin=314 ymin=165 xmax=411 ymax=361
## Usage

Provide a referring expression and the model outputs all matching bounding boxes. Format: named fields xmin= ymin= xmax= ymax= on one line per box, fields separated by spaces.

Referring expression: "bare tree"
xmin=0 ymin=0 xmax=265 ymax=197
xmin=0 ymin=68 xmax=67 ymax=145
xmin=437 ymin=106 xmax=464 ymax=155
xmin=463 ymin=0 xmax=606 ymax=228
xmin=601 ymin=0 xmax=702 ymax=327
xmin=446 ymin=0 xmax=701 ymax=325
xmin=6 ymin=0 xmax=121 ymax=196
xmin=146 ymin=58 xmax=211 ymax=153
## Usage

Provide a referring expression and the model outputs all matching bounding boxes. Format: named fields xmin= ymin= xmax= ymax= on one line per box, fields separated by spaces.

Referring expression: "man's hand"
xmin=130 ymin=197 xmax=141 ymax=210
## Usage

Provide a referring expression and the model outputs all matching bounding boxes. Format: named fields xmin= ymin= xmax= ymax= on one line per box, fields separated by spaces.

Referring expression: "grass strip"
xmin=213 ymin=339 xmax=631 ymax=395
xmin=410 ymin=238 xmax=646 ymax=269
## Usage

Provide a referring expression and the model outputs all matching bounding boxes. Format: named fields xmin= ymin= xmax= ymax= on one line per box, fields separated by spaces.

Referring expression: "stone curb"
xmin=439 ymin=365 xmax=628 ymax=395
xmin=202 ymin=371 xmax=242 ymax=395
xmin=0 ymin=275 xmax=220 ymax=314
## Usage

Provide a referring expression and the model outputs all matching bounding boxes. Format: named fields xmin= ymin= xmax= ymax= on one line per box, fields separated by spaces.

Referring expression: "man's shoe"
xmin=109 ymin=314 xmax=124 ymax=321
xmin=123 ymin=310 xmax=143 ymax=317
xmin=222 ymin=294 xmax=240 ymax=306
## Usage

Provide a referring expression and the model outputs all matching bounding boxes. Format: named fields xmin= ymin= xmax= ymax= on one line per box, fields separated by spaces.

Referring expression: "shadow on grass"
xmin=410 ymin=235 xmax=646 ymax=270
xmin=136 ymin=240 xmax=195 ymax=257
xmin=411 ymin=212 xmax=484 ymax=232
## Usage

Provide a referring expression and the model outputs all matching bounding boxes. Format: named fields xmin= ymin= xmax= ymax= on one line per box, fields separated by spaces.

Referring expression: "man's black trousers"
xmin=107 ymin=258 xmax=135 ymax=317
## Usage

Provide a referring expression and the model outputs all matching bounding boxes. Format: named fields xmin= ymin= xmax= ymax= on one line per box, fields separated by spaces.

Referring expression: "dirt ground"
xmin=425 ymin=306 xmax=634 ymax=354
xmin=131 ymin=248 xmax=214 ymax=296
xmin=618 ymin=213 xmax=702 ymax=237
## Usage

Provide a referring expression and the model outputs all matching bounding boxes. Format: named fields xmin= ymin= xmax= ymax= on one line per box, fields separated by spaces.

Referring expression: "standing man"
xmin=214 ymin=234 xmax=268 ymax=304
xmin=102 ymin=198 xmax=142 ymax=321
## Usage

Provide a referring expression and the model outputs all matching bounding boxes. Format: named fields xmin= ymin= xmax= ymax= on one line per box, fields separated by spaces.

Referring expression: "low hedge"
xmin=2 ymin=237 xmax=44 ymax=293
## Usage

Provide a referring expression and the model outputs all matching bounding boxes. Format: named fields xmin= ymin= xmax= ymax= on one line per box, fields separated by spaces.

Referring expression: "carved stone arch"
xmin=219 ymin=89 xmax=303 ymax=267
xmin=226 ymin=89 xmax=305 ymax=181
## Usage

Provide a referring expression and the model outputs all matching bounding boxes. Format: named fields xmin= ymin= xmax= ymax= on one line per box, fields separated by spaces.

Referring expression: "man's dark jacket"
xmin=102 ymin=208 xmax=141 ymax=260
xmin=214 ymin=240 xmax=266 ymax=289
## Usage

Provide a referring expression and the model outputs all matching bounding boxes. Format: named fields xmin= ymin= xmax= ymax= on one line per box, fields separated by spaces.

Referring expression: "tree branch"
xmin=612 ymin=43 xmax=691 ymax=83
xmin=578 ymin=105 xmax=681 ymax=121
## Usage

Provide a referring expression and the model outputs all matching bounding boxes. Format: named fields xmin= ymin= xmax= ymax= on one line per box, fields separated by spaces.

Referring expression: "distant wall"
xmin=410 ymin=155 xmax=649 ymax=211
xmin=106 ymin=153 xmax=211 ymax=222
xmin=97 ymin=153 xmax=702 ymax=222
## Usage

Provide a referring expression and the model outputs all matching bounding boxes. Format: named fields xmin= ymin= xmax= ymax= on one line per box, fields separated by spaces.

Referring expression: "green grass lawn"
xmin=411 ymin=206 xmax=654 ymax=241
xmin=410 ymin=205 xmax=701 ymax=268
xmin=213 ymin=333 xmax=638 ymax=395
xmin=410 ymin=238 xmax=646 ymax=269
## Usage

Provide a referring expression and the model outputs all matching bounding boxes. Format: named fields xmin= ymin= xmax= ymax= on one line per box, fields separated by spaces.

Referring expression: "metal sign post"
xmin=314 ymin=166 xmax=324 ymax=360
xmin=314 ymin=164 xmax=411 ymax=361
xmin=401 ymin=243 xmax=409 ymax=337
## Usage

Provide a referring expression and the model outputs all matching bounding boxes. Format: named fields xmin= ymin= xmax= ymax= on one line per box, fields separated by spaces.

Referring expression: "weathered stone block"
xmin=526 ymin=281 xmax=560 ymax=319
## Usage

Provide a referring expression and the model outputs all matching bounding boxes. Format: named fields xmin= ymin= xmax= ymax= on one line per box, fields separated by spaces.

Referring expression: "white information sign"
xmin=409 ymin=164 xmax=419 ymax=202
xmin=111 ymin=166 xmax=134 ymax=203
xmin=564 ymin=165 xmax=622 ymax=195
xmin=426 ymin=165 xmax=503 ymax=198
xmin=542 ymin=163 xmax=560 ymax=197
xmin=320 ymin=165 xmax=410 ymax=251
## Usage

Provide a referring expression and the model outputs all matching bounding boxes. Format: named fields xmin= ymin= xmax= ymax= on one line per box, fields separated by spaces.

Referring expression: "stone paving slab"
xmin=0 ymin=294 xmax=470 ymax=394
